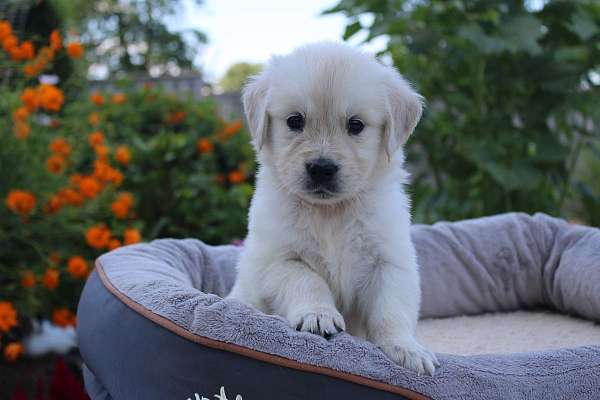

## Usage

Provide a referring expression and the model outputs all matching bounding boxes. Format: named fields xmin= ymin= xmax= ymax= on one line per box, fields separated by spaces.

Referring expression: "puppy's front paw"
xmin=378 ymin=338 xmax=439 ymax=376
xmin=288 ymin=306 xmax=346 ymax=337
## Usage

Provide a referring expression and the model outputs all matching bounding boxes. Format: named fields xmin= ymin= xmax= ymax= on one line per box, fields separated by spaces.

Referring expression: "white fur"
xmin=228 ymin=42 xmax=438 ymax=375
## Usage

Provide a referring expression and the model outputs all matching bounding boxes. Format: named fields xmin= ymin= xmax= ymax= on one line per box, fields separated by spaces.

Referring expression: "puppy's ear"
xmin=383 ymin=70 xmax=423 ymax=161
xmin=242 ymin=72 xmax=270 ymax=151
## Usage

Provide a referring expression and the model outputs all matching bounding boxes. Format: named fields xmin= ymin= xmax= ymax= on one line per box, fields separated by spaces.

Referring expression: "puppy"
xmin=228 ymin=42 xmax=438 ymax=375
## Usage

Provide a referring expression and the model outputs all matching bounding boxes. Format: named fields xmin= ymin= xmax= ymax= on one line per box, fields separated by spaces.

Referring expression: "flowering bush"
xmin=0 ymin=21 xmax=254 ymax=363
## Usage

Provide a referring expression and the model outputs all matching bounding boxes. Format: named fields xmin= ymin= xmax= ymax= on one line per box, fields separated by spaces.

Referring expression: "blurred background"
xmin=0 ymin=0 xmax=599 ymax=397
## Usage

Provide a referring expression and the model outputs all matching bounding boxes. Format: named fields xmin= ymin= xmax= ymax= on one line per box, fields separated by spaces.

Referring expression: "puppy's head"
xmin=243 ymin=42 xmax=422 ymax=205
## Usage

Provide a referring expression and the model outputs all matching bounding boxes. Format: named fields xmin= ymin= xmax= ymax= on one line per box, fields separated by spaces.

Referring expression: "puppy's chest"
xmin=293 ymin=212 xmax=380 ymax=301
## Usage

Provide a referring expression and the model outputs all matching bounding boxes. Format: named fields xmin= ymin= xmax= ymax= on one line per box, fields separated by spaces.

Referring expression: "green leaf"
xmin=458 ymin=22 xmax=505 ymax=53
xmin=554 ymin=46 xmax=589 ymax=62
xmin=532 ymin=136 xmax=569 ymax=162
xmin=458 ymin=22 xmax=486 ymax=45
xmin=498 ymin=15 xmax=544 ymax=55
xmin=148 ymin=216 xmax=171 ymax=239
xmin=570 ymin=11 xmax=599 ymax=40
xmin=343 ymin=21 xmax=362 ymax=40
xmin=576 ymin=182 xmax=600 ymax=225
xmin=321 ymin=0 xmax=351 ymax=15
xmin=458 ymin=16 xmax=545 ymax=55
xmin=483 ymin=161 xmax=544 ymax=191
xmin=458 ymin=140 xmax=544 ymax=190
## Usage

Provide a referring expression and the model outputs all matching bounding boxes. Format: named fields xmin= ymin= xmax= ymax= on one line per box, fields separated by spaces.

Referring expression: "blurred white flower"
xmin=23 ymin=319 xmax=77 ymax=356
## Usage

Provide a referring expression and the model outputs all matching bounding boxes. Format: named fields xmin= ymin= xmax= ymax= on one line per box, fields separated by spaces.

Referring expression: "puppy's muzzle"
xmin=305 ymin=158 xmax=339 ymax=194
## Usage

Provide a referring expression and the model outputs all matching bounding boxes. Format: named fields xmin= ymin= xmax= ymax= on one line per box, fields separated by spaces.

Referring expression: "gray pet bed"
xmin=77 ymin=213 xmax=600 ymax=400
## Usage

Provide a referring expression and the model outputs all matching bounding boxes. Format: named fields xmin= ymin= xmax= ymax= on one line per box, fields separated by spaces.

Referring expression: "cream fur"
xmin=228 ymin=42 xmax=438 ymax=375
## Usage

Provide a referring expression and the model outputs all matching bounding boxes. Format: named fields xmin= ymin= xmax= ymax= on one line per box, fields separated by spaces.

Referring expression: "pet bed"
xmin=77 ymin=213 xmax=600 ymax=400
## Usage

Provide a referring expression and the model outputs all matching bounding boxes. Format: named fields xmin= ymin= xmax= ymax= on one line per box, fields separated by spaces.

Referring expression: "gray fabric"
xmin=96 ymin=212 xmax=600 ymax=399
xmin=82 ymin=365 xmax=113 ymax=400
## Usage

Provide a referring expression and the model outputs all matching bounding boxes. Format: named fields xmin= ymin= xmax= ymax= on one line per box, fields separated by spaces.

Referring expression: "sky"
xmin=174 ymin=0 xmax=388 ymax=83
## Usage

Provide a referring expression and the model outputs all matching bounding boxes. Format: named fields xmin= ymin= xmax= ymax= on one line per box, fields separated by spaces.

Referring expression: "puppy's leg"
xmin=266 ymin=260 xmax=345 ymax=337
xmin=362 ymin=262 xmax=439 ymax=376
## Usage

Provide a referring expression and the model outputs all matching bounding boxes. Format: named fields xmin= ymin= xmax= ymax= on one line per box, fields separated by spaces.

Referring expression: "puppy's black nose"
xmin=305 ymin=158 xmax=339 ymax=185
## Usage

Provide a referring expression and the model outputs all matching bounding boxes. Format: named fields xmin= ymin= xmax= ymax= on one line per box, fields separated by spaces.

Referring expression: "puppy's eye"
xmin=347 ymin=117 xmax=365 ymax=135
xmin=286 ymin=113 xmax=305 ymax=132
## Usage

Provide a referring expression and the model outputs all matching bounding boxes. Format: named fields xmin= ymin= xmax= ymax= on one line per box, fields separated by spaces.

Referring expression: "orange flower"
xmin=109 ymin=202 xmax=126 ymax=217
xmin=47 ymin=154 xmax=66 ymax=174
xmin=108 ymin=169 xmax=123 ymax=186
xmin=66 ymin=42 xmax=83 ymax=59
xmin=20 ymin=41 xmax=34 ymax=60
xmin=88 ymin=112 xmax=100 ymax=126
xmin=57 ymin=188 xmax=84 ymax=207
xmin=114 ymin=146 xmax=131 ymax=166
xmin=13 ymin=120 xmax=30 ymax=140
xmin=23 ymin=63 xmax=38 ymax=77
xmin=13 ymin=106 xmax=29 ymax=121
xmin=85 ymin=224 xmax=111 ymax=249
xmin=50 ymin=137 xmax=71 ymax=156
xmin=21 ymin=271 xmax=36 ymax=289
xmin=111 ymin=192 xmax=133 ymax=219
xmin=219 ymin=120 xmax=243 ymax=141
xmin=107 ymin=238 xmax=121 ymax=251
xmin=2 ymin=34 xmax=17 ymax=52
xmin=90 ymin=91 xmax=104 ymax=106
xmin=21 ymin=88 xmax=39 ymax=111
xmin=94 ymin=160 xmax=116 ymax=182
xmin=111 ymin=92 xmax=127 ymax=104
xmin=52 ymin=308 xmax=76 ymax=328
xmin=0 ymin=302 xmax=18 ymax=332
xmin=225 ymin=120 xmax=244 ymax=135
xmin=38 ymin=84 xmax=64 ymax=112
xmin=167 ymin=110 xmax=186 ymax=124
xmin=43 ymin=194 xmax=63 ymax=214
xmin=94 ymin=144 xmax=110 ymax=160
xmin=0 ymin=21 xmax=12 ymax=41
xmin=5 ymin=190 xmax=36 ymax=217
xmin=39 ymin=46 xmax=55 ymax=62
xmin=9 ymin=41 xmax=35 ymax=62
xmin=196 ymin=138 xmax=214 ymax=155
xmin=67 ymin=256 xmax=89 ymax=278
xmin=4 ymin=342 xmax=23 ymax=362
xmin=93 ymin=160 xmax=123 ymax=185
xmin=88 ymin=131 xmax=104 ymax=146
xmin=49 ymin=30 xmax=62 ymax=50
xmin=93 ymin=160 xmax=110 ymax=180
xmin=228 ymin=169 xmax=245 ymax=184
xmin=70 ymin=174 xmax=82 ymax=185
xmin=8 ymin=45 xmax=26 ymax=61
xmin=79 ymin=176 xmax=101 ymax=198
xmin=117 ymin=192 xmax=134 ymax=207
xmin=124 ymin=228 xmax=141 ymax=245
xmin=42 ymin=268 xmax=60 ymax=290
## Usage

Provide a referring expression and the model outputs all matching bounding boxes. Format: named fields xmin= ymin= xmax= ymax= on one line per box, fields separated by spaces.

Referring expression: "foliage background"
xmin=327 ymin=0 xmax=600 ymax=225
xmin=218 ymin=62 xmax=263 ymax=92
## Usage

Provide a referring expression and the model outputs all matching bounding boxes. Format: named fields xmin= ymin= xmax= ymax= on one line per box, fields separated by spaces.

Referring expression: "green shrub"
xmin=66 ymin=86 xmax=255 ymax=243
xmin=327 ymin=0 xmax=600 ymax=224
